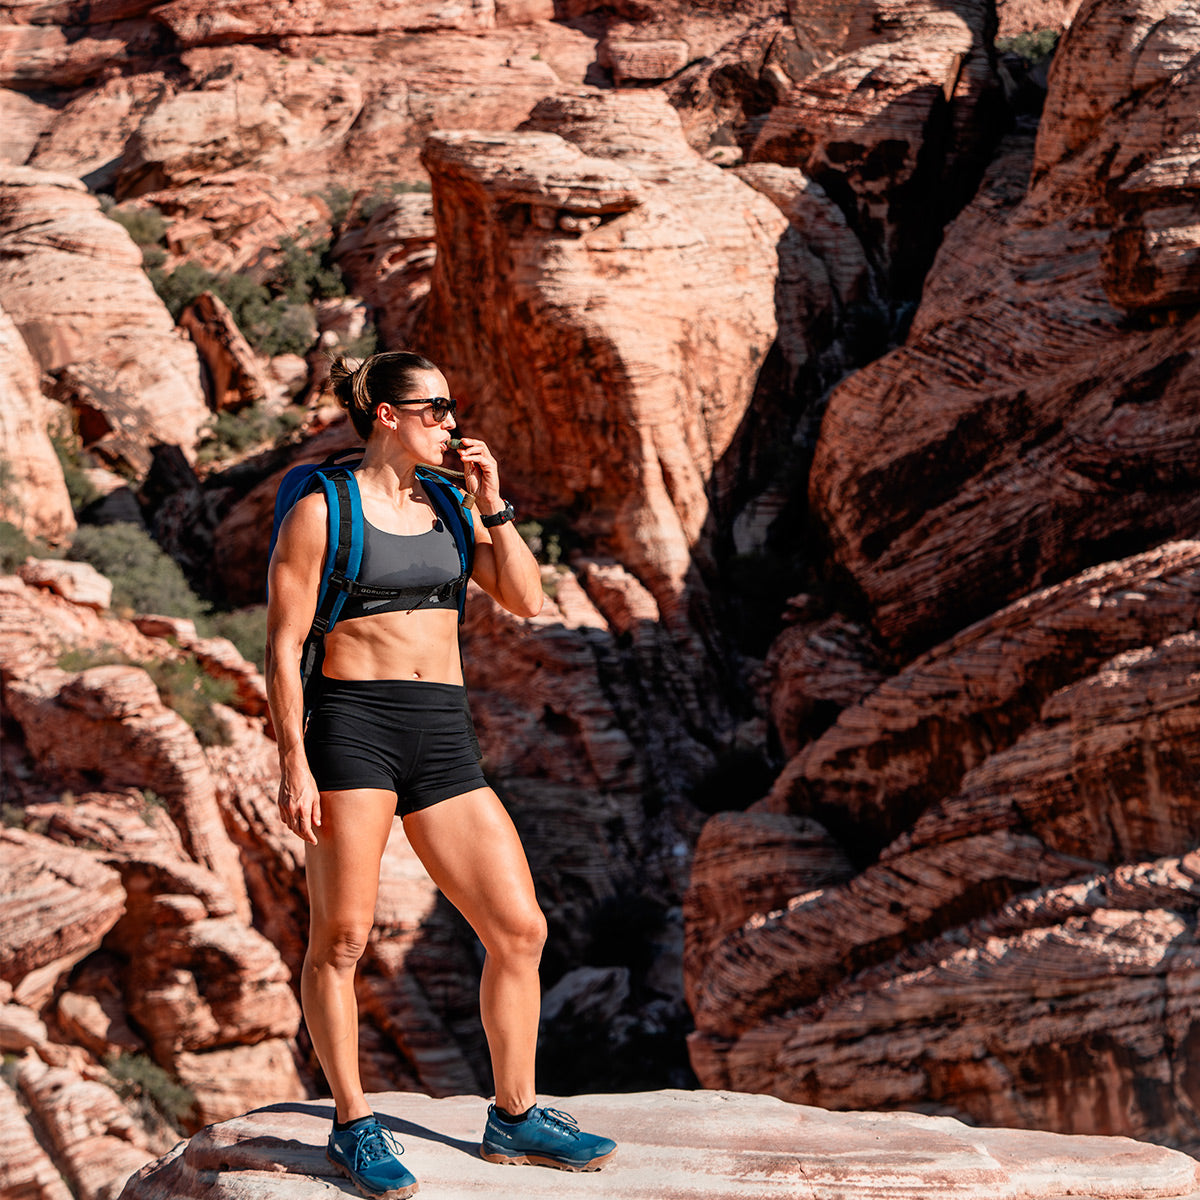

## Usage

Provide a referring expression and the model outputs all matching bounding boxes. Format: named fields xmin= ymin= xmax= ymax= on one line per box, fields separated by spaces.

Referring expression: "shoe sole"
xmin=325 ymin=1150 xmax=420 ymax=1198
xmin=479 ymin=1144 xmax=617 ymax=1172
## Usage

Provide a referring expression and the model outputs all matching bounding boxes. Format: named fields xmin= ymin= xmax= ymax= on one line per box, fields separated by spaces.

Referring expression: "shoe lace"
xmin=539 ymin=1107 xmax=581 ymax=1139
xmin=350 ymin=1120 xmax=404 ymax=1170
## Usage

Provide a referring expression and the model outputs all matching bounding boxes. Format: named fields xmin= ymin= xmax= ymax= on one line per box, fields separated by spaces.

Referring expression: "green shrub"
xmin=996 ymin=28 xmax=1060 ymax=63
xmin=55 ymin=643 xmax=133 ymax=672
xmin=48 ymin=423 xmax=101 ymax=512
xmin=199 ymin=605 xmax=267 ymax=673
xmin=275 ymin=234 xmax=346 ymax=304
xmin=55 ymin=644 xmax=236 ymax=746
xmin=105 ymin=1052 xmax=196 ymax=1131
xmin=105 ymin=204 xmax=168 ymax=248
xmin=0 ymin=520 xmax=37 ymax=572
xmin=356 ymin=179 xmax=432 ymax=224
xmin=197 ymin=403 xmax=305 ymax=464
xmin=144 ymin=657 xmax=236 ymax=746
xmin=319 ymin=183 xmax=355 ymax=227
xmin=254 ymin=301 xmax=318 ymax=358
xmin=67 ymin=524 xmax=208 ymax=620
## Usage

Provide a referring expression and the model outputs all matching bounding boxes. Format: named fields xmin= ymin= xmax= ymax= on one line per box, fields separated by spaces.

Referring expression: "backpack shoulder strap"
xmin=310 ymin=466 xmax=362 ymax=637
xmin=416 ymin=467 xmax=476 ymax=621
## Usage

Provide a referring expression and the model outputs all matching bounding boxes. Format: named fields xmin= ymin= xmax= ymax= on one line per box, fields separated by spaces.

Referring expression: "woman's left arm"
xmin=456 ymin=436 xmax=543 ymax=619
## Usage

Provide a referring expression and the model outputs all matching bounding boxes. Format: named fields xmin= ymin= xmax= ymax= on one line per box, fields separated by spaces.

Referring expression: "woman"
xmin=266 ymin=351 xmax=616 ymax=1198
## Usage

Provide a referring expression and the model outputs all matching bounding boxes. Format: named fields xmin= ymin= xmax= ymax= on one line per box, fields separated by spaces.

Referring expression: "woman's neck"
xmin=356 ymin=440 xmax=421 ymax=506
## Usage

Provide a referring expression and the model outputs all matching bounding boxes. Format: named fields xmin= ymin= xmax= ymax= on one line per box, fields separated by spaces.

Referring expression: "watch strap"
xmin=481 ymin=500 xmax=516 ymax=528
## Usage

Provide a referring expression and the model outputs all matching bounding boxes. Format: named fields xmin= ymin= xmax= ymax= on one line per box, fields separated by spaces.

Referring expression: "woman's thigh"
xmin=401 ymin=787 xmax=543 ymax=949
xmin=306 ymin=788 xmax=399 ymax=932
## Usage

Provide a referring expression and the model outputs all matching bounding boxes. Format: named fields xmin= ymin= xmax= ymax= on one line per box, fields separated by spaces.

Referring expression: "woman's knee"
xmin=487 ymin=904 xmax=547 ymax=964
xmin=307 ymin=918 xmax=374 ymax=973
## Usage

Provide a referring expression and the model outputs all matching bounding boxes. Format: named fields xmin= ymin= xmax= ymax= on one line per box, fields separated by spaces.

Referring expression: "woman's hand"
xmin=278 ymin=764 xmax=322 ymax=845
xmin=455 ymin=437 xmax=502 ymax=513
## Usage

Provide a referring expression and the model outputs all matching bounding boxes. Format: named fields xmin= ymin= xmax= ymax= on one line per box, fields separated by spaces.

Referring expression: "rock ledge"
xmin=120 ymin=1088 xmax=1200 ymax=1199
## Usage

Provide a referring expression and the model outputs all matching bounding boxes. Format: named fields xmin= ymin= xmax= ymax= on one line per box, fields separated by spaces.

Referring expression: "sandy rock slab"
xmin=120 ymin=1089 xmax=1200 ymax=1200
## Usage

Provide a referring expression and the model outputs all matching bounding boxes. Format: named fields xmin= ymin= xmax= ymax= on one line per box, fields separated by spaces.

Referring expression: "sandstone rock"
xmin=202 ymin=710 xmax=305 ymax=975
xmin=150 ymin=0 xmax=496 ymax=46
xmin=0 ymin=302 xmax=75 ymax=543
xmin=750 ymin=0 xmax=1001 ymax=289
xmin=179 ymin=291 xmax=268 ymax=412
xmin=123 ymin=914 xmax=299 ymax=1060
xmin=57 ymin=983 xmax=146 ymax=1059
xmin=5 ymin=664 xmax=251 ymax=920
xmin=0 ymin=1001 xmax=49 ymax=1051
xmin=420 ymin=90 xmax=787 ymax=613
xmin=1083 ymin=3 xmax=1200 ymax=312
xmin=997 ymin=0 xmax=1083 ymax=36
xmin=0 ymin=84 xmax=57 ymax=164
xmin=332 ymin=192 xmax=436 ymax=349
xmin=0 ymin=828 xmax=125 ymax=1006
xmin=764 ymin=613 xmax=887 ymax=756
xmin=17 ymin=1054 xmax=155 ymax=1200
xmin=0 ymin=168 xmax=207 ymax=471
xmin=663 ymin=14 xmax=798 ymax=160
xmin=0 ymin=573 xmax=162 ymax=684
xmin=120 ymin=1088 xmax=1200 ymax=1200
xmin=808 ymin=2 xmax=1200 ymax=656
xmin=116 ymin=47 xmax=362 ymax=198
xmin=767 ymin=540 xmax=1200 ymax=853
xmin=710 ymin=853 xmax=1200 ymax=1149
xmin=689 ymin=576 xmax=1200 ymax=1138
xmin=0 ymin=1075 xmax=74 ymax=1200
xmin=602 ymin=36 xmax=690 ymax=84
xmin=0 ymin=19 xmax=160 ymax=90
xmin=683 ymin=811 xmax=855 ymax=985
xmin=141 ymin=171 xmax=328 ymax=275
xmin=320 ymin=28 xmax=570 ymax=186
xmin=25 ymin=72 xmax=172 ymax=195
xmin=173 ymin=1038 xmax=304 ymax=1129
xmin=18 ymin=559 xmax=112 ymax=610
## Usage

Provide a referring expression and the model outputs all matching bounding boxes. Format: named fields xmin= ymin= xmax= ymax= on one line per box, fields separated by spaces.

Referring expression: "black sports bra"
xmin=337 ymin=515 xmax=464 ymax=620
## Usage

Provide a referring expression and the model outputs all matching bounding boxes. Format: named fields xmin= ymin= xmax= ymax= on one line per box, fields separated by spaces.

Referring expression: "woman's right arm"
xmin=265 ymin=491 xmax=327 ymax=845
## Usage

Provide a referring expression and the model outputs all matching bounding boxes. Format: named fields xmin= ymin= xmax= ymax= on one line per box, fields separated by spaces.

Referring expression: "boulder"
xmin=0 ymin=1076 xmax=74 ymax=1200
xmin=765 ymin=537 xmax=1200 ymax=855
xmin=5 ymin=664 xmax=251 ymax=921
xmin=17 ymin=1055 xmax=156 ymax=1200
xmin=808 ymin=0 xmax=1200 ymax=656
xmin=149 ymin=0 xmax=497 ymax=45
xmin=179 ymin=291 xmax=268 ymax=412
xmin=419 ymin=90 xmax=787 ymax=614
xmin=0 ymin=829 xmax=125 ymax=1006
xmin=996 ymin=0 xmax=1083 ymax=36
xmin=119 ymin=1088 xmax=1200 ymax=1200
xmin=332 ymin=192 xmax=436 ymax=349
xmin=18 ymin=559 xmax=112 ymax=610
xmin=750 ymin=0 xmax=1002 ymax=290
xmin=0 ymin=304 xmax=74 ymax=543
xmin=0 ymin=168 xmax=207 ymax=471
xmin=688 ymin=552 xmax=1200 ymax=1140
xmin=115 ymin=46 xmax=363 ymax=198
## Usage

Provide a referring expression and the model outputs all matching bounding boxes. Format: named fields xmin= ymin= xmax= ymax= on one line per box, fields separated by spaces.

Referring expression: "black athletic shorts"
xmin=304 ymin=678 xmax=487 ymax=817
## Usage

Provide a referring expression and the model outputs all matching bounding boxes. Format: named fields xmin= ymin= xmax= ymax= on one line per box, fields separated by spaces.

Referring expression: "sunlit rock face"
xmin=806 ymin=0 xmax=1200 ymax=659
xmin=418 ymin=90 xmax=786 ymax=617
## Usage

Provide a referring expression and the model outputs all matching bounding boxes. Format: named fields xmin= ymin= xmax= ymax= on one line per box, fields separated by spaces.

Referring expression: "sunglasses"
xmin=391 ymin=396 xmax=457 ymax=422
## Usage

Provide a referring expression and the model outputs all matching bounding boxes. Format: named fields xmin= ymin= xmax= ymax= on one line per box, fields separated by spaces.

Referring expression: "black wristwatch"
xmin=481 ymin=500 xmax=517 ymax=528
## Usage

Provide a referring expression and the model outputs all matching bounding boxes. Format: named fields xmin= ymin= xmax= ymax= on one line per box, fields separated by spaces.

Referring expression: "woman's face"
xmin=380 ymin=368 xmax=457 ymax=462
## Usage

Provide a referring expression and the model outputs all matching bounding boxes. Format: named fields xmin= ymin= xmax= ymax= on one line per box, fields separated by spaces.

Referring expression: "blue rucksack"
xmin=268 ymin=450 xmax=476 ymax=717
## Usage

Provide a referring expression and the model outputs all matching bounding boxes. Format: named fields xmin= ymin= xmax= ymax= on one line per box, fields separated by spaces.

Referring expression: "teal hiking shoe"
xmin=326 ymin=1115 xmax=419 ymax=1198
xmin=479 ymin=1104 xmax=617 ymax=1171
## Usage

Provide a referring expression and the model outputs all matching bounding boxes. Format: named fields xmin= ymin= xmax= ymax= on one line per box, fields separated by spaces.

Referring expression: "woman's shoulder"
xmin=277 ymin=489 xmax=330 ymax=548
